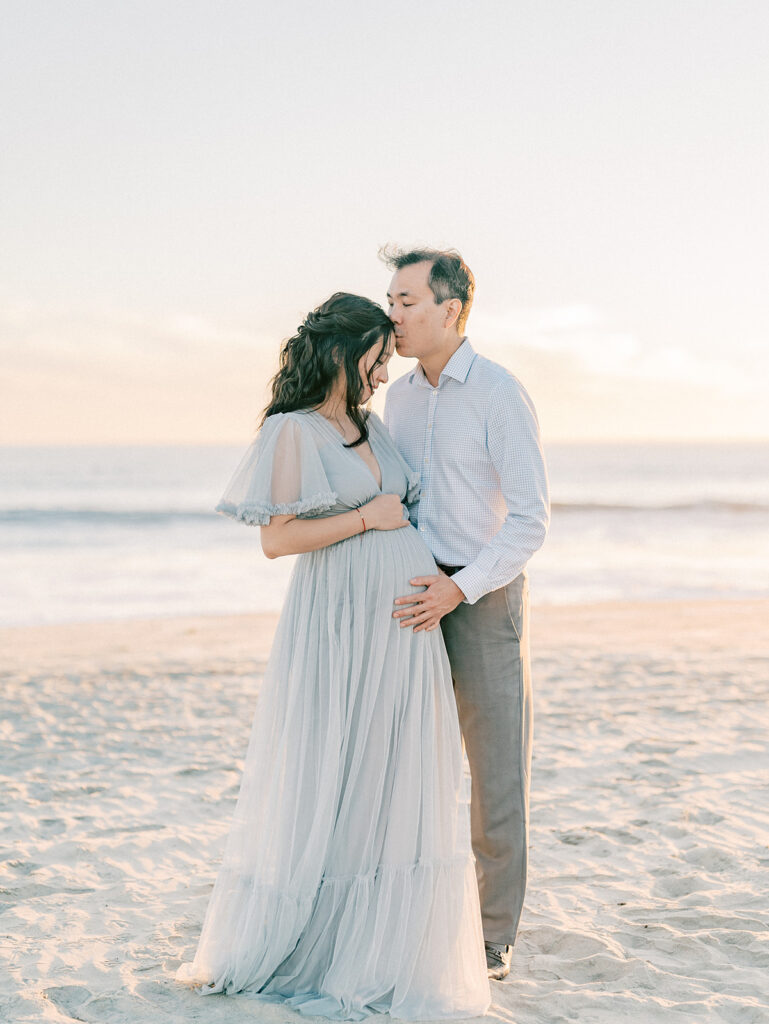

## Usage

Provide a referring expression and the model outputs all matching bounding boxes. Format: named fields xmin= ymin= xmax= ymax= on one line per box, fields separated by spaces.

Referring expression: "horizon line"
xmin=3 ymin=437 xmax=769 ymax=448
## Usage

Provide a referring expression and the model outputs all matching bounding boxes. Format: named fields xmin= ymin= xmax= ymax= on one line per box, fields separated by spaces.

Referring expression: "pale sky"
xmin=1 ymin=0 xmax=768 ymax=443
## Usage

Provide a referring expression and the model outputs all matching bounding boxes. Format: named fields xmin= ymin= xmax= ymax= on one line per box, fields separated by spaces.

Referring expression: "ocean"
xmin=1 ymin=443 xmax=768 ymax=627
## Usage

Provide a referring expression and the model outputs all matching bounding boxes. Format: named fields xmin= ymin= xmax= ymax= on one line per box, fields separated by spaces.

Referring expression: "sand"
xmin=1 ymin=601 xmax=768 ymax=1024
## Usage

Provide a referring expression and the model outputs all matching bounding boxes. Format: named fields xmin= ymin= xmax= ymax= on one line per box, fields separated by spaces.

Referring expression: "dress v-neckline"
xmin=307 ymin=410 xmax=383 ymax=491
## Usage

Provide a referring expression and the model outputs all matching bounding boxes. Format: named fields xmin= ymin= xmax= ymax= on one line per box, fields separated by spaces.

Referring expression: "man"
xmin=382 ymin=246 xmax=550 ymax=981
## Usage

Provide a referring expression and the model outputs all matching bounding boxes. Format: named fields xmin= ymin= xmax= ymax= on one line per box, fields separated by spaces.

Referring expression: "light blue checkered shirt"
xmin=384 ymin=339 xmax=550 ymax=605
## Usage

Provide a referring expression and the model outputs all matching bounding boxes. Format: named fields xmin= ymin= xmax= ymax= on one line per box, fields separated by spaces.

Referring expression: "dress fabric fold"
xmin=176 ymin=410 xmax=490 ymax=1020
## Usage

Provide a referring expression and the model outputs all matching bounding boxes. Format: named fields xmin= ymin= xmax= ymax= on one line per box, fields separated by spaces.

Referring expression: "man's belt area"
xmin=435 ymin=563 xmax=465 ymax=577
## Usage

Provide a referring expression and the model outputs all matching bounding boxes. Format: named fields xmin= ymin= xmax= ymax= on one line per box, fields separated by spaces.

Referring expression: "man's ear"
xmin=444 ymin=299 xmax=462 ymax=330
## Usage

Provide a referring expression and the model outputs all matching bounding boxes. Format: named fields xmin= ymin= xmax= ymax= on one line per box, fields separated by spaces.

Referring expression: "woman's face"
xmin=357 ymin=334 xmax=394 ymax=403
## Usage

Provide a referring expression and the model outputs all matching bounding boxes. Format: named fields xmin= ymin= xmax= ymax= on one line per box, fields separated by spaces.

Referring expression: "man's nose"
xmin=388 ymin=305 xmax=401 ymax=323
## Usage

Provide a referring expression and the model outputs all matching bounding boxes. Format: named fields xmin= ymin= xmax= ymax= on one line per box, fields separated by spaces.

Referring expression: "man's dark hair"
xmin=379 ymin=245 xmax=475 ymax=333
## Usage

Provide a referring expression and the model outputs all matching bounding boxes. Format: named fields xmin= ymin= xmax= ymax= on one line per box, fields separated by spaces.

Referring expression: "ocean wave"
xmin=0 ymin=508 xmax=218 ymax=524
xmin=551 ymin=500 xmax=769 ymax=514
xmin=1 ymin=500 xmax=767 ymax=522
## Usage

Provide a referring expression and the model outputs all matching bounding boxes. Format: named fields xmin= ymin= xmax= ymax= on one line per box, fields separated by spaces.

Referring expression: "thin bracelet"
xmin=357 ymin=508 xmax=367 ymax=533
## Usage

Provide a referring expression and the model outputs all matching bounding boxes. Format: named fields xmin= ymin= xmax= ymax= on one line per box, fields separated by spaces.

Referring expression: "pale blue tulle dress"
xmin=176 ymin=410 xmax=490 ymax=1020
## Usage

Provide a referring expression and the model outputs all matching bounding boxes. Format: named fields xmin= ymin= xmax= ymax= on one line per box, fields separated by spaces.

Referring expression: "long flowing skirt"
xmin=176 ymin=526 xmax=490 ymax=1019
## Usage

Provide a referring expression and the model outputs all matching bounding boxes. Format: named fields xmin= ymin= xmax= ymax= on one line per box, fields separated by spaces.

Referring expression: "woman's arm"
xmin=260 ymin=493 xmax=408 ymax=558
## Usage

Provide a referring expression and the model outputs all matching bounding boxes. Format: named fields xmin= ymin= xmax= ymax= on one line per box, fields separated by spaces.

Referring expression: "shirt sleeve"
xmin=451 ymin=377 xmax=550 ymax=605
xmin=215 ymin=413 xmax=337 ymax=525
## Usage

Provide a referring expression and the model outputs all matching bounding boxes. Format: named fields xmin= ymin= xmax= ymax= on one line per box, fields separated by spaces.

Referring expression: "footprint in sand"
xmin=689 ymin=808 xmax=725 ymax=825
xmin=556 ymin=830 xmax=589 ymax=845
xmin=555 ymin=952 xmax=654 ymax=987
xmin=682 ymin=846 xmax=735 ymax=872
xmin=527 ymin=925 xmax=623 ymax=960
xmin=42 ymin=985 xmax=91 ymax=1014
xmin=651 ymin=873 xmax=712 ymax=899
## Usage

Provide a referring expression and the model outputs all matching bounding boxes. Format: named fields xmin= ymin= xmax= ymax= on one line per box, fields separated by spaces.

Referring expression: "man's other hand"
xmin=392 ymin=573 xmax=465 ymax=632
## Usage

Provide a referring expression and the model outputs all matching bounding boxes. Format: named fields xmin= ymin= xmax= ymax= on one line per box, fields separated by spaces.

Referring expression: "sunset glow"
xmin=2 ymin=2 xmax=768 ymax=444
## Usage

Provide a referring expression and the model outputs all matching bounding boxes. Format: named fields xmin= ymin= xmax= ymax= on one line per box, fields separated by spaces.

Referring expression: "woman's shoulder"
xmin=367 ymin=410 xmax=398 ymax=449
xmin=261 ymin=409 xmax=315 ymax=435
xmin=263 ymin=409 xmax=312 ymax=424
xmin=366 ymin=409 xmax=388 ymax=435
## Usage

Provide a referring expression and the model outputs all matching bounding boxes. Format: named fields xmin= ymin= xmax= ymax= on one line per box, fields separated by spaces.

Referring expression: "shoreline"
xmin=2 ymin=598 xmax=767 ymax=673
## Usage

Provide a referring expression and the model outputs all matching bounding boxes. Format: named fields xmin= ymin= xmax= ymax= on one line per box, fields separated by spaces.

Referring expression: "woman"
xmin=176 ymin=293 xmax=490 ymax=1020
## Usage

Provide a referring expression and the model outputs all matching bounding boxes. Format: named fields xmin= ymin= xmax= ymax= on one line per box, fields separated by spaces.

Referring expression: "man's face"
xmin=386 ymin=261 xmax=447 ymax=360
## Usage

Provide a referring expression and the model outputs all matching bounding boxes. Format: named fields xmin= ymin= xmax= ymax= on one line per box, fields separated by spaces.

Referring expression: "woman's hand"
xmin=361 ymin=494 xmax=409 ymax=531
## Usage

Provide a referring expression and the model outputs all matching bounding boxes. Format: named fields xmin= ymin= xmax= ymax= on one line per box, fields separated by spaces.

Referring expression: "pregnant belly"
xmin=373 ymin=521 xmax=436 ymax=564
xmin=296 ymin=523 xmax=438 ymax=602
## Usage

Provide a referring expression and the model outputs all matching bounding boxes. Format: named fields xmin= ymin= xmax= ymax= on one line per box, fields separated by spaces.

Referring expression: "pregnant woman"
xmin=176 ymin=293 xmax=490 ymax=1020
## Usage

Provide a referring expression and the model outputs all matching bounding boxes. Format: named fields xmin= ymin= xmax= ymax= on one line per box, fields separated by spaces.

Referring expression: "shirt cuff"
xmin=449 ymin=564 xmax=488 ymax=606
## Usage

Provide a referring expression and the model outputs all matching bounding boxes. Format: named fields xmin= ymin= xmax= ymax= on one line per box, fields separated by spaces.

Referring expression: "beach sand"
xmin=1 ymin=601 xmax=768 ymax=1023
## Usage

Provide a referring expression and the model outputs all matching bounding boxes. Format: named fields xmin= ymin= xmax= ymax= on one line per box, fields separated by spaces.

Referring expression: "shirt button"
xmin=420 ymin=526 xmax=425 ymax=532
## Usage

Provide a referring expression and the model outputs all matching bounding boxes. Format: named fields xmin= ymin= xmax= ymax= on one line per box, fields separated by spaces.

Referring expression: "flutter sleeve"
xmin=215 ymin=413 xmax=337 ymax=525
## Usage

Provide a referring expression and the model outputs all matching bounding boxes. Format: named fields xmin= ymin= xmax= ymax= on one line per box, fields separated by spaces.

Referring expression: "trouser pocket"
xmin=503 ymin=572 xmax=526 ymax=643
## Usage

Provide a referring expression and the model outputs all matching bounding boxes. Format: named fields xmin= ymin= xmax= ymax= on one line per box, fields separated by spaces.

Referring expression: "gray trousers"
xmin=440 ymin=571 xmax=532 ymax=946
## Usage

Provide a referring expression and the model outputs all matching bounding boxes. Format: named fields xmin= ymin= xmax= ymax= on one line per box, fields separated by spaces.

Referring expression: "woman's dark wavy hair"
xmin=261 ymin=292 xmax=394 ymax=448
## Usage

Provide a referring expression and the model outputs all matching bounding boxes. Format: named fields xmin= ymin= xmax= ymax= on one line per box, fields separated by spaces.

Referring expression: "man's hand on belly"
xmin=392 ymin=573 xmax=466 ymax=632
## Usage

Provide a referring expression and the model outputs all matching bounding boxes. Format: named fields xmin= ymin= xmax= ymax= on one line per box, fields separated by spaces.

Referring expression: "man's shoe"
xmin=485 ymin=941 xmax=513 ymax=981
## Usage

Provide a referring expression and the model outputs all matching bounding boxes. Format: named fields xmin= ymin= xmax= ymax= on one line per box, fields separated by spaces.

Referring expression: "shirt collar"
xmin=410 ymin=338 xmax=476 ymax=388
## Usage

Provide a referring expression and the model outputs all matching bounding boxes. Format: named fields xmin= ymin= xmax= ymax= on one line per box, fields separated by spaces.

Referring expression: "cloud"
xmin=1 ymin=304 xmax=767 ymax=442
xmin=472 ymin=305 xmax=765 ymax=399
xmin=0 ymin=306 xmax=266 ymax=363
xmin=0 ymin=305 xmax=277 ymax=443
